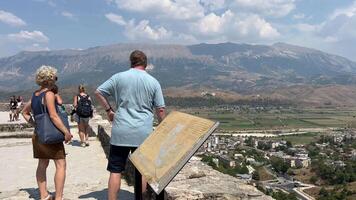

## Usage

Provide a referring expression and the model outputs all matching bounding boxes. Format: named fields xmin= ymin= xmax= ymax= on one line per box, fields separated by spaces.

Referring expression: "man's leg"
xmin=107 ymin=145 xmax=130 ymax=200
xmin=142 ymin=176 xmax=147 ymax=193
xmin=108 ymin=172 xmax=121 ymax=200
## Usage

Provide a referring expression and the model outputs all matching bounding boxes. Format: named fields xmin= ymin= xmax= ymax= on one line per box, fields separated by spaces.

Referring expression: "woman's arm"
xmin=73 ymin=95 xmax=78 ymax=108
xmin=45 ymin=92 xmax=72 ymax=142
xmin=21 ymin=100 xmax=35 ymax=126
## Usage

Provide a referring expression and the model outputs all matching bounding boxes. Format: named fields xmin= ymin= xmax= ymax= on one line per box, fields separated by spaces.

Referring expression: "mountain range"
xmin=1 ymin=42 xmax=356 ymax=106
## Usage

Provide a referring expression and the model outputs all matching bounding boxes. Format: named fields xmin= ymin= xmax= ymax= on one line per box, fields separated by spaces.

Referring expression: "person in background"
xmin=95 ymin=50 xmax=166 ymax=200
xmin=51 ymin=85 xmax=63 ymax=105
xmin=50 ymin=84 xmax=66 ymax=114
xmin=9 ymin=96 xmax=17 ymax=122
xmin=22 ymin=65 xmax=72 ymax=200
xmin=69 ymin=104 xmax=76 ymax=122
xmin=73 ymin=85 xmax=93 ymax=147
xmin=15 ymin=96 xmax=23 ymax=121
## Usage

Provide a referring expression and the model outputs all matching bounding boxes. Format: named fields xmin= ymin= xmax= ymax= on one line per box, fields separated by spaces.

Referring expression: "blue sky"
xmin=0 ymin=0 xmax=356 ymax=61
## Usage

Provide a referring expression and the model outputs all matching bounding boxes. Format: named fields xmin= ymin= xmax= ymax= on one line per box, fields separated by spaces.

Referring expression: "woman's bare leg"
xmin=78 ymin=122 xmax=85 ymax=144
xmin=53 ymin=159 xmax=66 ymax=200
xmin=36 ymin=159 xmax=50 ymax=199
xmin=84 ymin=123 xmax=89 ymax=145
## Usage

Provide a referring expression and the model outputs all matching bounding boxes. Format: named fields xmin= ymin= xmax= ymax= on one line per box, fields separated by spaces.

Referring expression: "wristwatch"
xmin=105 ymin=107 xmax=112 ymax=112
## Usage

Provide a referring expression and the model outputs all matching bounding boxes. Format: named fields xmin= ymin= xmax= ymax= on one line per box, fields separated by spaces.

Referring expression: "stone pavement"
xmin=0 ymin=120 xmax=134 ymax=199
xmin=0 ymin=111 xmax=26 ymax=124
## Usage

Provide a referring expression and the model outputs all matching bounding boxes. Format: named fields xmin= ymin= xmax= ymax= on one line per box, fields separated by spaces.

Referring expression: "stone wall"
xmin=0 ymin=103 xmax=9 ymax=112
xmin=90 ymin=114 xmax=273 ymax=200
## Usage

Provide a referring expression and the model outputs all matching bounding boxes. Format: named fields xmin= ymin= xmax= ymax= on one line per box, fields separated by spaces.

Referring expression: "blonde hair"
xmin=35 ymin=65 xmax=57 ymax=86
xmin=78 ymin=84 xmax=86 ymax=93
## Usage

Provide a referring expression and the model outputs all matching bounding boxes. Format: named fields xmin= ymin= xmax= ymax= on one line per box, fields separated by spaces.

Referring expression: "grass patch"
xmin=273 ymin=132 xmax=320 ymax=145
xmin=178 ymin=107 xmax=356 ymax=130
xmin=256 ymin=167 xmax=275 ymax=181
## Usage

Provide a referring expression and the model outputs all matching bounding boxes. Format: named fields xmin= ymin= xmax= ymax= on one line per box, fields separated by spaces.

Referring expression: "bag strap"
xmin=41 ymin=91 xmax=48 ymax=114
xmin=42 ymin=91 xmax=58 ymax=114
xmin=78 ymin=94 xmax=89 ymax=101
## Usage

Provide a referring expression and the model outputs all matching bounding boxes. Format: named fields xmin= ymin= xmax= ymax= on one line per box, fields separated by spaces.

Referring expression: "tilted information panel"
xmin=129 ymin=111 xmax=219 ymax=194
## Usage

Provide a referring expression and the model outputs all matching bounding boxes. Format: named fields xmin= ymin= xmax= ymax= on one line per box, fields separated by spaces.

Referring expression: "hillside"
xmin=1 ymin=42 xmax=356 ymax=106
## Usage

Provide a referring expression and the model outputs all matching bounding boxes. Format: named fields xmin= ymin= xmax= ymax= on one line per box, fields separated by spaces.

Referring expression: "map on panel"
xmin=129 ymin=111 xmax=219 ymax=194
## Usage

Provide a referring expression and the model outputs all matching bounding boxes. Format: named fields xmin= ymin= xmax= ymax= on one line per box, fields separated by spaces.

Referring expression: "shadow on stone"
xmin=70 ymin=139 xmax=83 ymax=147
xmin=78 ymin=188 xmax=134 ymax=200
xmin=19 ymin=188 xmax=39 ymax=199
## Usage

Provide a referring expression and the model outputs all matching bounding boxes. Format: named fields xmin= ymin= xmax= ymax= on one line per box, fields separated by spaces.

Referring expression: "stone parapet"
xmin=90 ymin=114 xmax=274 ymax=200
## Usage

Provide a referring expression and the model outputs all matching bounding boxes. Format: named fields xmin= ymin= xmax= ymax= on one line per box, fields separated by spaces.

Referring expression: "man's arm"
xmin=155 ymin=107 xmax=166 ymax=123
xmin=94 ymin=90 xmax=114 ymax=121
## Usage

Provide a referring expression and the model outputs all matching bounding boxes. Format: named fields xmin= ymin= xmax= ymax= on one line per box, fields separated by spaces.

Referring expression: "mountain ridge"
xmin=1 ymin=42 xmax=356 ymax=106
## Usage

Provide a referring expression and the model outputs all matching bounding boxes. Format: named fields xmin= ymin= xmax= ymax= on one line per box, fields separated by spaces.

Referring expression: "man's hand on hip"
xmin=107 ymin=110 xmax=115 ymax=122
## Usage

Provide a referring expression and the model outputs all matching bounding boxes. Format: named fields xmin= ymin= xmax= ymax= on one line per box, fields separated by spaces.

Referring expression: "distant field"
xmin=180 ymin=107 xmax=356 ymax=130
xmin=272 ymin=132 xmax=321 ymax=145
xmin=257 ymin=167 xmax=275 ymax=181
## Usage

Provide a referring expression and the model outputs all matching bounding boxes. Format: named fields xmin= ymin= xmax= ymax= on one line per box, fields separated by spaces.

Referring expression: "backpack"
xmin=76 ymin=95 xmax=92 ymax=118
xmin=10 ymin=100 xmax=17 ymax=109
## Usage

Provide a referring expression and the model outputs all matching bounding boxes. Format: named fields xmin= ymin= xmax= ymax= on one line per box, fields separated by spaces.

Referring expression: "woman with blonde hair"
xmin=73 ymin=84 xmax=92 ymax=147
xmin=22 ymin=65 xmax=72 ymax=200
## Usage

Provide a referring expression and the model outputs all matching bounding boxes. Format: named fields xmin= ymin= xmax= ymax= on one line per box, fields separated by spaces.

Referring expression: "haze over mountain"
xmin=1 ymin=42 xmax=356 ymax=105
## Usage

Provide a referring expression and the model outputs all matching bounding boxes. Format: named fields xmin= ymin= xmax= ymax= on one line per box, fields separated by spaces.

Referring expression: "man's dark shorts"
xmin=107 ymin=145 xmax=137 ymax=173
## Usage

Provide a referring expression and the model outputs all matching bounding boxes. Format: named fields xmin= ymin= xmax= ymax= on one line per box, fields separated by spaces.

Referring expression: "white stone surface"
xmin=0 ymin=111 xmax=26 ymax=124
xmin=0 ymin=125 xmax=134 ymax=199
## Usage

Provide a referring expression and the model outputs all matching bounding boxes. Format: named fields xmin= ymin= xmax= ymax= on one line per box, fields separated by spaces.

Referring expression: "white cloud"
xmin=195 ymin=10 xmax=280 ymax=40
xmin=197 ymin=12 xmax=227 ymax=35
xmin=231 ymin=0 xmax=296 ymax=18
xmin=280 ymin=1 xmax=356 ymax=61
xmin=319 ymin=1 xmax=356 ymax=41
xmin=105 ymin=14 xmax=197 ymax=43
xmin=331 ymin=1 xmax=356 ymax=19
xmin=112 ymin=0 xmax=205 ymax=20
xmin=124 ymin=19 xmax=172 ymax=41
xmin=105 ymin=14 xmax=171 ymax=41
xmin=61 ymin=11 xmax=77 ymax=20
xmin=105 ymin=13 xmax=126 ymax=26
xmin=24 ymin=43 xmax=50 ymax=52
xmin=0 ymin=10 xmax=26 ymax=27
xmin=8 ymin=31 xmax=49 ymax=43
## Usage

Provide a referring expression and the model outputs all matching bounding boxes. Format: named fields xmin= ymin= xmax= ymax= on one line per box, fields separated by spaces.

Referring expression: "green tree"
xmin=286 ymin=140 xmax=293 ymax=148
xmin=310 ymin=176 xmax=318 ymax=184
xmin=252 ymin=171 xmax=260 ymax=180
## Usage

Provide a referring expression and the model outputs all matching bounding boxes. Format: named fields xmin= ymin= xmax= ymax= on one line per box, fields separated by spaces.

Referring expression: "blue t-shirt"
xmin=97 ymin=68 xmax=165 ymax=147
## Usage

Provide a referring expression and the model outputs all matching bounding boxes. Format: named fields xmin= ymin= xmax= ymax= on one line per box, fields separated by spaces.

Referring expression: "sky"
xmin=0 ymin=0 xmax=356 ymax=61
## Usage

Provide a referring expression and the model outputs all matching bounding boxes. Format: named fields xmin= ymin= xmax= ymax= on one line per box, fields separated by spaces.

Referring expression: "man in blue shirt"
xmin=95 ymin=50 xmax=166 ymax=200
